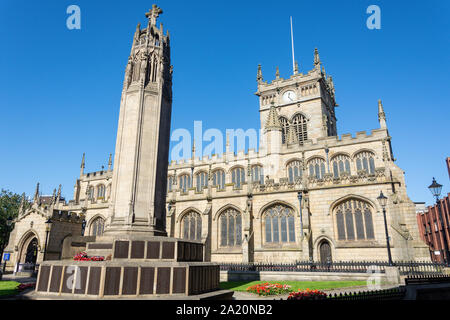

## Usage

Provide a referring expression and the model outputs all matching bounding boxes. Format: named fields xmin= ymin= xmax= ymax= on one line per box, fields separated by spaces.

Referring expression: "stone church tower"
xmin=106 ymin=5 xmax=173 ymax=236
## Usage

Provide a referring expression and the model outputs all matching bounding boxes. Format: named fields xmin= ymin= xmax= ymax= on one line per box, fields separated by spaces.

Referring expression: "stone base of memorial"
xmin=33 ymin=235 xmax=233 ymax=299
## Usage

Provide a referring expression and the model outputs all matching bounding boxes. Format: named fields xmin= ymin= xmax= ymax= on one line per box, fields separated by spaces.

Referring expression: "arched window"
xmin=331 ymin=154 xmax=351 ymax=178
xmin=263 ymin=204 xmax=296 ymax=244
xmin=251 ymin=165 xmax=264 ymax=184
xmin=279 ymin=117 xmax=289 ymax=144
xmin=167 ymin=176 xmax=173 ymax=192
xmin=292 ymin=114 xmax=308 ymax=145
xmin=231 ymin=167 xmax=245 ymax=188
xmin=355 ymin=151 xmax=376 ymax=174
xmin=87 ymin=186 xmax=94 ymax=200
xmin=107 ymin=184 xmax=112 ymax=200
xmin=179 ymin=174 xmax=191 ymax=193
xmin=97 ymin=185 xmax=105 ymax=199
xmin=196 ymin=171 xmax=208 ymax=192
xmin=219 ymin=208 xmax=242 ymax=247
xmin=90 ymin=216 xmax=105 ymax=236
xmin=212 ymin=169 xmax=226 ymax=190
xmin=181 ymin=211 xmax=202 ymax=241
xmin=287 ymin=160 xmax=302 ymax=183
xmin=334 ymin=199 xmax=375 ymax=241
xmin=307 ymin=158 xmax=326 ymax=179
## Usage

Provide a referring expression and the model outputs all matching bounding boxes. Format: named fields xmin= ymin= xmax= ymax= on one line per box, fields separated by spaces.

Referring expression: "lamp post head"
xmin=45 ymin=218 xmax=53 ymax=232
xmin=428 ymin=177 xmax=443 ymax=200
xmin=377 ymin=191 xmax=388 ymax=209
xmin=6 ymin=217 xmax=13 ymax=227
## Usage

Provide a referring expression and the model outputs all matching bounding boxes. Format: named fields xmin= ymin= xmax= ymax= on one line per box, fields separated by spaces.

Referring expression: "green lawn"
xmin=0 ymin=281 xmax=20 ymax=297
xmin=220 ymin=280 xmax=367 ymax=292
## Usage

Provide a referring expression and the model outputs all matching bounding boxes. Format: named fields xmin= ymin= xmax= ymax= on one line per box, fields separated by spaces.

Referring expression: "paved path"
xmin=1 ymin=274 xmax=37 ymax=284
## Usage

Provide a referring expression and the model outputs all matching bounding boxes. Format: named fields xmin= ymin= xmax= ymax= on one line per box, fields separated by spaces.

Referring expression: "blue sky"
xmin=0 ymin=0 xmax=448 ymax=206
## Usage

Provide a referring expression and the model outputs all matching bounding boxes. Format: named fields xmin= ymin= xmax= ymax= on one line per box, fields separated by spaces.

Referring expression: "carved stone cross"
xmin=145 ymin=4 xmax=163 ymax=25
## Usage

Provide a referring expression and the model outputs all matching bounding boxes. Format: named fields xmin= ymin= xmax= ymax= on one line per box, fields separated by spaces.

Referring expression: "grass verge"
xmin=0 ymin=281 xmax=20 ymax=297
xmin=220 ymin=280 xmax=367 ymax=292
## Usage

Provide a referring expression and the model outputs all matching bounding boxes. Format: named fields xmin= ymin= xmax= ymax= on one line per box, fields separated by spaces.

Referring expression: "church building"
xmin=4 ymin=10 xmax=429 ymax=273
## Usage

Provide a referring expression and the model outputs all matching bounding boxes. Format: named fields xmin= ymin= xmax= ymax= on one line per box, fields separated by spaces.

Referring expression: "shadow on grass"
xmin=220 ymin=281 xmax=257 ymax=291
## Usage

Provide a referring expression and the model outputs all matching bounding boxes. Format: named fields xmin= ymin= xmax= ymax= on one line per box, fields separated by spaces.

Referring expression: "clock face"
xmin=283 ymin=90 xmax=297 ymax=103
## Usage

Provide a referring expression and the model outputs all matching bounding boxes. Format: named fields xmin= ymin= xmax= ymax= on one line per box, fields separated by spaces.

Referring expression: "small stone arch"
xmin=328 ymin=194 xmax=379 ymax=216
xmin=313 ymin=234 xmax=336 ymax=249
xmin=351 ymin=148 xmax=377 ymax=159
xmin=227 ymin=165 xmax=245 ymax=174
xmin=329 ymin=152 xmax=351 ymax=162
xmin=257 ymin=200 xmax=298 ymax=219
xmin=17 ymin=230 xmax=41 ymax=264
xmin=178 ymin=208 xmax=202 ymax=241
xmin=177 ymin=170 xmax=191 ymax=177
xmin=316 ymin=238 xmax=334 ymax=262
xmin=176 ymin=207 xmax=202 ymax=223
xmin=290 ymin=111 xmax=310 ymax=122
xmin=305 ymin=155 xmax=326 ymax=164
xmin=284 ymin=157 xmax=303 ymax=167
xmin=87 ymin=214 xmax=106 ymax=236
xmin=212 ymin=167 xmax=226 ymax=174
xmin=213 ymin=204 xmax=244 ymax=221
xmin=194 ymin=169 xmax=208 ymax=176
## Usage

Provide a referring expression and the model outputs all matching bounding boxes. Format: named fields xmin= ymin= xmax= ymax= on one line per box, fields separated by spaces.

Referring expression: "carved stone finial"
xmin=145 ymin=4 xmax=163 ymax=26
xmin=108 ymin=153 xmax=112 ymax=171
xmin=314 ymin=48 xmax=321 ymax=66
xmin=265 ymin=104 xmax=282 ymax=132
xmin=378 ymin=99 xmax=387 ymax=129
xmin=80 ymin=153 xmax=85 ymax=176
xmin=294 ymin=61 xmax=299 ymax=75
xmin=275 ymin=66 xmax=280 ymax=79
xmin=257 ymin=64 xmax=263 ymax=82
xmin=34 ymin=182 xmax=40 ymax=204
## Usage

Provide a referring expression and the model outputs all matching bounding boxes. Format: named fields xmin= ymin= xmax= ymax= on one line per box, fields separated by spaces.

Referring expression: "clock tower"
xmin=256 ymin=48 xmax=337 ymax=148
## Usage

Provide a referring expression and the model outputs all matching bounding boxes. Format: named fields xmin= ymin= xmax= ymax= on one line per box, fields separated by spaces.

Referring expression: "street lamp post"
xmin=2 ymin=217 xmax=13 ymax=272
xmin=43 ymin=218 xmax=52 ymax=261
xmin=428 ymin=177 xmax=449 ymax=265
xmin=377 ymin=191 xmax=394 ymax=266
xmin=297 ymin=192 xmax=303 ymax=239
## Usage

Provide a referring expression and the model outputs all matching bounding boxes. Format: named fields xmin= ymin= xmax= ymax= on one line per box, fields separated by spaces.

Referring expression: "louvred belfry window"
xmin=292 ymin=114 xmax=308 ymax=145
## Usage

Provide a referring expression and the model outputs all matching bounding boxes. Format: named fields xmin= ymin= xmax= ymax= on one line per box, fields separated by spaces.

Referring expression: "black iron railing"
xmin=219 ymin=260 xmax=446 ymax=275
xmin=328 ymin=274 xmax=450 ymax=300
xmin=405 ymin=274 xmax=450 ymax=285
xmin=328 ymin=287 xmax=406 ymax=300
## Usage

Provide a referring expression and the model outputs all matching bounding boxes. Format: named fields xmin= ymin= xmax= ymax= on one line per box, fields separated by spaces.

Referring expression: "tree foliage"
xmin=0 ymin=189 xmax=22 ymax=252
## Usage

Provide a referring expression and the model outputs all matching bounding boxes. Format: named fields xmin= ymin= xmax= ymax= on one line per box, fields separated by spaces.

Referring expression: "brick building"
xmin=417 ymin=159 xmax=450 ymax=263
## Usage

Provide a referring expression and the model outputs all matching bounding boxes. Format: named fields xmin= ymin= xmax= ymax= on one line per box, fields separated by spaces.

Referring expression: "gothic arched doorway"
xmin=319 ymin=240 xmax=332 ymax=263
xmin=18 ymin=232 xmax=40 ymax=265
xmin=24 ymin=238 xmax=38 ymax=264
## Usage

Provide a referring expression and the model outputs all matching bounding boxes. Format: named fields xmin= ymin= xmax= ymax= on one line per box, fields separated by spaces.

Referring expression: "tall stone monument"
xmin=105 ymin=4 xmax=171 ymax=237
xmin=34 ymin=6 xmax=230 ymax=299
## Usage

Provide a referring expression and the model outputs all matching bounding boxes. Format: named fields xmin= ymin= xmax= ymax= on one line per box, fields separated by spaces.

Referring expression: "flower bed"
xmin=246 ymin=282 xmax=291 ymax=296
xmin=287 ymin=289 xmax=327 ymax=300
xmin=73 ymin=252 xmax=105 ymax=261
xmin=17 ymin=283 xmax=36 ymax=292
